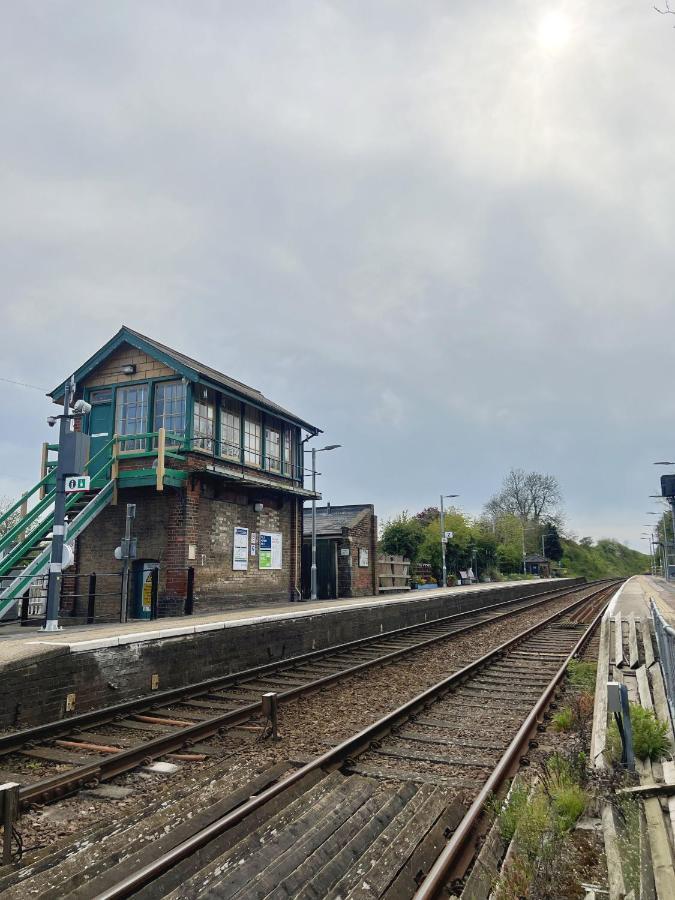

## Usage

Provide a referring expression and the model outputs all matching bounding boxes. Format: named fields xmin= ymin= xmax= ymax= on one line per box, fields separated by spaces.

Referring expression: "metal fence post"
xmin=87 ymin=573 xmax=97 ymax=625
xmin=150 ymin=567 xmax=159 ymax=620
xmin=185 ymin=567 xmax=195 ymax=615
xmin=0 ymin=782 xmax=19 ymax=864
xmin=651 ymin=598 xmax=675 ymax=728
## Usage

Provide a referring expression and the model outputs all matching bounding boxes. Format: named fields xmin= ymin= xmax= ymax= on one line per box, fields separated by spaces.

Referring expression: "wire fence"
xmin=0 ymin=566 xmax=196 ymax=628
xmin=650 ymin=597 xmax=675 ymax=728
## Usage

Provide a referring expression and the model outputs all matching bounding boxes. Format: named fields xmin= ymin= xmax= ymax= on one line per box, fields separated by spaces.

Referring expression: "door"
xmin=88 ymin=389 xmax=114 ymax=480
xmin=301 ymin=540 xmax=338 ymax=600
xmin=133 ymin=560 xmax=159 ymax=619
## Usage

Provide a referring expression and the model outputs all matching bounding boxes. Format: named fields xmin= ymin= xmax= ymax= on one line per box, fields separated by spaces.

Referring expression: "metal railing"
xmin=650 ymin=597 xmax=675 ymax=728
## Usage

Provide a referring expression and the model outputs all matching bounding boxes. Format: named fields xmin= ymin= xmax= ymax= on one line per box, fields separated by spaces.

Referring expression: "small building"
xmin=524 ymin=554 xmax=551 ymax=578
xmin=301 ymin=505 xmax=378 ymax=600
xmin=0 ymin=326 xmax=323 ymax=621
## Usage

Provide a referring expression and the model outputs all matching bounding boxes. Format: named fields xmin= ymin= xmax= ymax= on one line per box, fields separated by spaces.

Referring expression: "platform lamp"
xmin=641 ymin=534 xmax=655 ymax=576
xmin=440 ymin=494 xmax=459 ymax=588
xmin=304 ymin=444 xmax=341 ymax=601
xmin=647 ymin=508 xmax=670 ymax=581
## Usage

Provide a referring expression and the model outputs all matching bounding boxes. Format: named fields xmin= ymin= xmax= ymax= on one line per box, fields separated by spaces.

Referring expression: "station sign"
xmin=65 ymin=475 xmax=91 ymax=493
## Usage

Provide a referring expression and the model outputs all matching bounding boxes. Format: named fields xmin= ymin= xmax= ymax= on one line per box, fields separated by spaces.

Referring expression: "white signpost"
xmin=65 ymin=475 xmax=90 ymax=493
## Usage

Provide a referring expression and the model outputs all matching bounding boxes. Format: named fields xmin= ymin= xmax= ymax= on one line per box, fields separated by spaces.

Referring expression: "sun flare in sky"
xmin=537 ymin=11 xmax=572 ymax=51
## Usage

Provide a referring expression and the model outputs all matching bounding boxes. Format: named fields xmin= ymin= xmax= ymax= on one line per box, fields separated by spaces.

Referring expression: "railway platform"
xmin=0 ymin=578 xmax=574 ymax=728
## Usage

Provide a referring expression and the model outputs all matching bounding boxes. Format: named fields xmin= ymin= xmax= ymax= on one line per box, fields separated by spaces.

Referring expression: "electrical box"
xmin=607 ymin=681 xmax=621 ymax=713
xmin=59 ymin=431 xmax=90 ymax=476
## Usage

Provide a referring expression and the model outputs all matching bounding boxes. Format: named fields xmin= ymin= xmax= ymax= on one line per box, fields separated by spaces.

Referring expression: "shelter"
xmin=301 ymin=504 xmax=378 ymax=600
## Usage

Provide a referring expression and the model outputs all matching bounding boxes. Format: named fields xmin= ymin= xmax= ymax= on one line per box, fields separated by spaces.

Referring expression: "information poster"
xmin=358 ymin=548 xmax=369 ymax=567
xmin=259 ymin=531 xmax=282 ymax=569
xmin=233 ymin=526 xmax=249 ymax=571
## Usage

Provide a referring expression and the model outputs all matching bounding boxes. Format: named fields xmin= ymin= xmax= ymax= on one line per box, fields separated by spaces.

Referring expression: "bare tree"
xmin=0 ymin=496 xmax=21 ymax=541
xmin=484 ymin=468 xmax=562 ymax=524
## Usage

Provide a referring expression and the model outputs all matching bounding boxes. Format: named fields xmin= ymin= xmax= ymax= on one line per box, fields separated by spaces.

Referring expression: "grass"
xmin=552 ymin=707 xmax=574 ymax=731
xmin=567 ymin=660 xmax=597 ymax=693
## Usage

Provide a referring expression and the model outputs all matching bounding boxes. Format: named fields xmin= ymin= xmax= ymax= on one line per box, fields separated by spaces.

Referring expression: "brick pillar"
xmin=371 ymin=511 xmax=379 ymax=595
xmin=164 ymin=481 xmax=200 ymax=613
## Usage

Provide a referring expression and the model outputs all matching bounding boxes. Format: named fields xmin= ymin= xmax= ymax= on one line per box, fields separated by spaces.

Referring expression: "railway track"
xmin=0 ymin=579 xmax=619 ymax=899
xmin=0 ymin=580 xmax=590 ymax=808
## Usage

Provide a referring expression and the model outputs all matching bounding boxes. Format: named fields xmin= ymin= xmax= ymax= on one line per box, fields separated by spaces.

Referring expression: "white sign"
xmin=358 ymin=548 xmax=369 ymax=567
xmin=233 ymin=526 xmax=249 ymax=571
xmin=65 ymin=475 xmax=90 ymax=493
xmin=250 ymin=532 xmax=257 ymax=556
xmin=259 ymin=531 xmax=282 ymax=569
xmin=445 ymin=531 xmax=454 ymax=540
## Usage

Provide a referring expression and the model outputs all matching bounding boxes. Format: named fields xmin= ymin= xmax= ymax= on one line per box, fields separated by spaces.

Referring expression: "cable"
xmin=0 ymin=376 xmax=47 ymax=392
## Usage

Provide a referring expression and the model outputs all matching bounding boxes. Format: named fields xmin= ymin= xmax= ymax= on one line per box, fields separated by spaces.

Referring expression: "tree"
xmin=379 ymin=513 xmax=425 ymax=564
xmin=543 ymin=522 xmax=564 ymax=562
xmin=0 ymin=496 xmax=20 ymax=540
xmin=485 ymin=468 xmax=562 ymax=524
xmin=414 ymin=507 xmax=441 ymax=527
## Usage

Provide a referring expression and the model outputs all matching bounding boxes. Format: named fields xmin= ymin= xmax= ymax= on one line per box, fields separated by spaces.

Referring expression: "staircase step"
xmin=292 ymin=784 xmax=419 ymax=900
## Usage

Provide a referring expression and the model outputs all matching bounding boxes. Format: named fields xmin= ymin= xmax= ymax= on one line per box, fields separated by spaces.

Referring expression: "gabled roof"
xmin=524 ymin=553 xmax=549 ymax=563
xmin=49 ymin=326 xmax=321 ymax=432
xmin=303 ymin=504 xmax=373 ymax=537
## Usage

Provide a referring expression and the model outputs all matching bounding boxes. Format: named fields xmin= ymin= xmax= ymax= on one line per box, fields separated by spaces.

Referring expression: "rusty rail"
xmin=93 ymin=580 xmax=618 ymax=900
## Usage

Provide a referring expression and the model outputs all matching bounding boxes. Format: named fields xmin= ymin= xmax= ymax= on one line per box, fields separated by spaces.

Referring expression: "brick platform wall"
xmin=0 ymin=578 xmax=584 ymax=727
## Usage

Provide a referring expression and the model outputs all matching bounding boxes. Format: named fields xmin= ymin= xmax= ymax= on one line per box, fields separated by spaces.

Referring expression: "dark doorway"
xmin=301 ymin=539 xmax=337 ymax=599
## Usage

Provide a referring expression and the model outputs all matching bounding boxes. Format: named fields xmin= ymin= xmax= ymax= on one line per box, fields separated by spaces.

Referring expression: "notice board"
xmin=259 ymin=531 xmax=282 ymax=569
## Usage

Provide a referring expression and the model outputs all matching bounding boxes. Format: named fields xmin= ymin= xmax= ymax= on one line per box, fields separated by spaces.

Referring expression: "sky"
xmin=1 ymin=1 xmax=674 ymax=550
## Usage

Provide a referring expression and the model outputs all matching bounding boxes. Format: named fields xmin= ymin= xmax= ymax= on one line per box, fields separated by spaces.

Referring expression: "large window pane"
xmin=265 ymin=422 xmax=281 ymax=473
xmin=220 ymin=397 xmax=241 ymax=461
xmin=154 ymin=381 xmax=186 ymax=446
xmin=244 ymin=407 xmax=261 ymax=467
xmin=193 ymin=387 xmax=215 ymax=452
xmin=116 ymin=385 xmax=148 ymax=451
xmin=283 ymin=427 xmax=297 ymax=479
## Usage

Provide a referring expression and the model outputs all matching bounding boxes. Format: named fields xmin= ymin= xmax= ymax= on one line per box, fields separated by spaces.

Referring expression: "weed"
xmin=496 ymin=783 xmax=530 ymax=843
xmin=552 ymin=783 xmax=587 ymax=830
xmin=607 ymin=703 xmax=671 ymax=762
xmin=567 ymin=659 xmax=597 ymax=692
xmin=552 ymin=707 xmax=574 ymax=731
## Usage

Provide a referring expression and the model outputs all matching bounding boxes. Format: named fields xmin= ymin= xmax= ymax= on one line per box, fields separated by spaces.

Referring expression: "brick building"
xmin=301 ymin=504 xmax=378 ymax=599
xmin=45 ymin=326 xmax=321 ymax=618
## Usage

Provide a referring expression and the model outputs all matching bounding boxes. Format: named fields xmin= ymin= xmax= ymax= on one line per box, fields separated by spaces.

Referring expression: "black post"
xmin=87 ymin=573 xmax=96 ymax=624
xmin=150 ymin=567 xmax=159 ymax=620
xmin=20 ymin=593 xmax=29 ymax=625
xmin=185 ymin=567 xmax=195 ymax=615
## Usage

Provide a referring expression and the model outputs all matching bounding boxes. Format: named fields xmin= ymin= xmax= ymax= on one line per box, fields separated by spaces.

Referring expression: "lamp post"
xmin=647 ymin=508 xmax=669 ymax=581
xmin=439 ymin=494 xmax=459 ymax=588
xmin=641 ymin=534 xmax=655 ymax=575
xmin=305 ymin=444 xmax=341 ymax=601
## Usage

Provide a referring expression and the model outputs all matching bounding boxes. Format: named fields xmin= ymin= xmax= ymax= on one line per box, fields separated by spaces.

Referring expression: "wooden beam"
xmin=156 ymin=427 xmax=165 ymax=491
xmin=637 ymin=666 xmax=654 ymax=712
xmin=111 ymin=434 xmax=119 ymax=506
xmin=629 ymin=613 xmax=640 ymax=669
xmin=615 ymin=612 xmax=625 ymax=667
xmin=39 ymin=441 xmax=48 ymax=500
xmin=643 ymin=618 xmax=656 ymax=669
xmin=591 ymin=616 xmax=611 ymax=768
xmin=602 ymin=803 xmax=627 ymax=900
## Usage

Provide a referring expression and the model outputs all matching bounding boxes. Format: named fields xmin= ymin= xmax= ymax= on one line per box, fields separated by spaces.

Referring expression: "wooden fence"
xmin=377 ymin=554 xmax=410 ymax=593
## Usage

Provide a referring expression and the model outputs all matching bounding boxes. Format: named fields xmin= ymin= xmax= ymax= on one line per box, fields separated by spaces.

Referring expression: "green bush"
xmin=607 ymin=704 xmax=671 ymax=762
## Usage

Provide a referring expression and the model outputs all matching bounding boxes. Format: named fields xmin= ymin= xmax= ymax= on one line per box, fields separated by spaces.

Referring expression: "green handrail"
xmin=0 ymin=493 xmax=83 ymax=579
xmin=0 ymin=489 xmax=56 ymax=556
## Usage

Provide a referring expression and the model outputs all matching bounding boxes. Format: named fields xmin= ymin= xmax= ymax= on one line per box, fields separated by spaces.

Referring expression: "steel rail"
xmin=16 ymin=580 xmax=593 ymax=806
xmin=92 ymin=580 xmax=619 ymax=900
xmin=413 ymin=590 xmax=611 ymax=898
xmin=3 ymin=580 xmax=581 ymax=758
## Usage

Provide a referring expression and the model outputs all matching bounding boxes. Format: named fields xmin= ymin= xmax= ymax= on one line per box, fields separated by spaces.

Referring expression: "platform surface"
xmin=608 ymin=574 xmax=675 ymax=622
xmin=0 ymin=578 xmax=558 ymax=664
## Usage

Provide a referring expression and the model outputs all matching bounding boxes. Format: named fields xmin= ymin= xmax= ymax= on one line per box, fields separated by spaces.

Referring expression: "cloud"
xmin=0 ymin=1 xmax=673 ymax=547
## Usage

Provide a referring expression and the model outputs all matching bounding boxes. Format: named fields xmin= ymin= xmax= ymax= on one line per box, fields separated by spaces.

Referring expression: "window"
xmin=115 ymin=385 xmax=148 ymax=451
xmin=244 ymin=407 xmax=261 ymax=467
xmin=90 ymin=388 xmax=112 ymax=404
xmin=265 ymin=422 xmax=281 ymax=473
xmin=283 ymin=427 xmax=296 ymax=478
xmin=220 ymin=396 xmax=241 ymax=461
xmin=154 ymin=381 xmax=186 ymax=446
xmin=193 ymin=387 xmax=215 ymax=452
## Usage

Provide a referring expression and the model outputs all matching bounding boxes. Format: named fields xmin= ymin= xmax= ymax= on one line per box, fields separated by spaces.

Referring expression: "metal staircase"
xmin=0 ymin=439 xmax=116 ymax=620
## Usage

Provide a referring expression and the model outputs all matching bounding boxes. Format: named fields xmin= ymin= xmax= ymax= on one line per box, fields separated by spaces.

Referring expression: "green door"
xmin=88 ymin=389 xmax=114 ymax=480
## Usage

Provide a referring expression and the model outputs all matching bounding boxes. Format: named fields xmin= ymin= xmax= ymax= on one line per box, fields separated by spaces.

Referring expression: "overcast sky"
xmin=1 ymin=1 xmax=674 ymax=548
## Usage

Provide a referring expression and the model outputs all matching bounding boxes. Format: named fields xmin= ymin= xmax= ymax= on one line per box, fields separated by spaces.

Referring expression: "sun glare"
xmin=537 ymin=11 xmax=572 ymax=51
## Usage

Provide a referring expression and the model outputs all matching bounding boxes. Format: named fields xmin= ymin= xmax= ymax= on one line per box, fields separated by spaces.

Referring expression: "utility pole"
xmin=43 ymin=377 xmax=73 ymax=631
xmin=440 ymin=494 xmax=447 ymax=589
xmin=311 ymin=446 xmax=317 ymax=602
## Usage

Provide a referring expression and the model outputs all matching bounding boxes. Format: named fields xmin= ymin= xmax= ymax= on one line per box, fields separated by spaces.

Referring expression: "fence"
xmin=1 ymin=566 xmax=196 ymax=628
xmin=650 ymin=597 xmax=675 ymax=728
xmin=377 ymin=554 xmax=410 ymax=593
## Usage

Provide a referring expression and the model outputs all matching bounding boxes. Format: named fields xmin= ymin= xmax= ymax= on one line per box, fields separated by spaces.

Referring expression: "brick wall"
xmin=0 ymin=578 xmax=584 ymax=727
xmin=83 ymin=344 xmax=176 ymax=388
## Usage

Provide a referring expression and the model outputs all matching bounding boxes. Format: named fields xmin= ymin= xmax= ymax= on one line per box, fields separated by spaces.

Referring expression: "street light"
xmin=304 ymin=443 xmax=341 ymax=601
xmin=439 ymin=494 xmax=459 ymax=588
